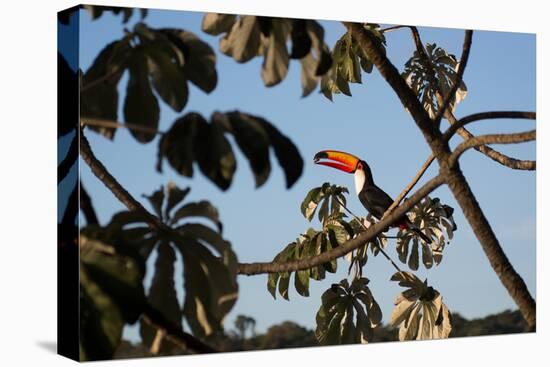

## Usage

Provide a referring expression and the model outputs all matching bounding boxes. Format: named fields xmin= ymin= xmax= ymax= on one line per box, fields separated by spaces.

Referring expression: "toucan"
xmin=313 ymin=150 xmax=432 ymax=244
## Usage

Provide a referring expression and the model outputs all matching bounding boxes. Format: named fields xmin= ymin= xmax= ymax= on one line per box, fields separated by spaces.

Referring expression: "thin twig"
xmin=443 ymin=111 xmax=536 ymax=142
xmin=81 ymin=117 xmax=164 ymax=136
xmin=449 ymin=130 xmax=536 ymax=167
xmin=80 ymin=65 xmax=123 ymax=93
xmin=334 ymin=197 xmax=402 ymax=273
xmin=380 ymin=25 xmax=411 ymax=33
xmin=58 ymin=136 xmax=77 ymax=184
xmin=434 ymin=30 xmax=473 ymax=124
xmin=383 ymin=154 xmax=435 ymax=218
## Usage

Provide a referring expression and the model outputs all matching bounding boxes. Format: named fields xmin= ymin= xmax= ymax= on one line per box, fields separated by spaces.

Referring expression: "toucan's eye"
xmin=357 ymin=162 xmax=362 ymax=170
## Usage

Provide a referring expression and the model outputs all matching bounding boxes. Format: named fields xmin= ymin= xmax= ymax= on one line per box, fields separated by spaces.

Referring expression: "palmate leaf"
xmin=139 ymin=242 xmax=182 ymax=354
xmin=300 ymin=183 xmax=349 ymax=224
xmin=202 ymin=13 xmax=332 ymax=93
xmin=81 ymin=23 xmax=217 ymax=143
xmin=320 ymin=24 xmax=385 ymax=101
xmin=396 ymin=196 xmax=457 ymax=269
xmin=81 ymin=185 xmax=238 ymax=346
xmin=157 ymin=110 xmax=303 ymax=191
xmin=402 ymin=42 xmax=468 ymax=119
xmin=389 ymin=271 xmax=452 ymax=341
xmin=315 ymin=277 xmax=382 ymax=345
xmin=79 ymin=234 xmax=146 ymax=361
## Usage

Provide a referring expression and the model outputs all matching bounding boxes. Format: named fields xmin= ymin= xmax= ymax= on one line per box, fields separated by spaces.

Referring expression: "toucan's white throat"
xmin=354 ymin=169 xmax=366 ymax=195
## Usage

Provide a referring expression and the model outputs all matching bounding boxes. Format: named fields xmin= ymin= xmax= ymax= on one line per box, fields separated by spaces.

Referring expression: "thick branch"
xmin=449 ymin=130 xmax=536 ymax=167
xmin=434 ymin=30 xmax=473 ymax=124
xmin=344 ymin=22 xmax=444 ymax=149
xmin=445 ymin=168 xmax=536 ymax=328
xmin=237 ymin=175 xmax=444 ymax=275
xmin=443 ymin=111 xmax=536 ymax=141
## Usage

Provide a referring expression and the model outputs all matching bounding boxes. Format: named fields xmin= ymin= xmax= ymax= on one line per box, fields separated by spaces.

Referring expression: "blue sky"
xmin=60 ymin=7 xmax=536 ymax=340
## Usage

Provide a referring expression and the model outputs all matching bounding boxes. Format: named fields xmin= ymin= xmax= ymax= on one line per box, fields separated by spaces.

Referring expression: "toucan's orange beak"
xmin=313 ymin=150 xmax=360 ymax=173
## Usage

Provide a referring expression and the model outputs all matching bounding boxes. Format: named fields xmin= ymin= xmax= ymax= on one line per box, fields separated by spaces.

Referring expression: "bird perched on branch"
xmin=314 ymin=150 xmax=432 ymax=243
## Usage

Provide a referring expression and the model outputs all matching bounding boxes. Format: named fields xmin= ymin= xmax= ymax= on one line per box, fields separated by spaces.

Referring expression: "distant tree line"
xmin=113 ymin=309 xmax=528 ymax=359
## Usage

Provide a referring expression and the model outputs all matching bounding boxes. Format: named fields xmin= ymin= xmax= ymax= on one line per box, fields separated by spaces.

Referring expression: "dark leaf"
xmin=123 ymin=51 xmax=160 ymax=143
xmin=164 ymin=183 xmax=191 ymax=219
xmin=261 ymin=20 xmax=290 ymax=86
xmin=160 ymin=29 xmax=218 ymax=93
xmin=171 ymin=200 xmax=222 ymax=232
xmin=290 ymin=19 xmax=312 ymax=59
xmin=143 ymin=186 xmax=164 ymax=220
xmin=157 ymin=113 xmax=203 ymax=176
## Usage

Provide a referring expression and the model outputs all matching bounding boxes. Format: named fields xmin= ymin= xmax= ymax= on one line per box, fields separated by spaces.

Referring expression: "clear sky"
xmin=59 ymin=7 xmax=536 ymax=341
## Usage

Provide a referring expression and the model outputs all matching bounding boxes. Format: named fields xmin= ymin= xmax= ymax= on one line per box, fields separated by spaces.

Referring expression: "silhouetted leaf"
xmin=139 ymin=242 xmax=182 ymax=353
xmin=81 ymin=40 xmax=130 ymax=139
xmin=290 ymin=19 xmax=312 ymax=59
xmin=143 ymin=186 xmax=165 ymax=220
xmin=144 ymin=43 xmax=189 ymax=112
xmin=164 ymin=183 xmax=191 ymax=219
xmin=160 ymin=29 xmax=218 ymax=93
xmin=123 ymin=52 xmax=159 ymax=143
xmin=171 ymin=201 xmax=222 ymax=232
xmin=194 ymin=119 xmax=236 ymax=190
xmin=80 ymin=268 xmax=124 ymax=361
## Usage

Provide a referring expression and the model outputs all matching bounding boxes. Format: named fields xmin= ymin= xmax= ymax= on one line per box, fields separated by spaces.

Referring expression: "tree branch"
xmin=445 ymin=168 xmax=536 ymax=328
xmin=434 ymin=30 xmax=473 ymax=124
xmin=80 ymin=131 xmax=218 ymax=353
xmin=344 ymin=22 xmax=445 ymax=150
xmin=383 ymin=154 xmax=435 ymax=217
xmin=237 ymin=174 xmax=445 ymax=275
xmin=449 ymin=130 xmax=536 ymax=167
xmin=443 ymin=111 xmax=536 ymax=141
xmin=80 ymin=117 xmax=164 ymax=136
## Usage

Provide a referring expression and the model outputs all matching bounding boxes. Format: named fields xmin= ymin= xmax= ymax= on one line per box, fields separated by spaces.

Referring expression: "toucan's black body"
xmin=355 ymin=161 xmax=395 ymax=220
xmin=314 ymin=150 xmax=432 ymax=244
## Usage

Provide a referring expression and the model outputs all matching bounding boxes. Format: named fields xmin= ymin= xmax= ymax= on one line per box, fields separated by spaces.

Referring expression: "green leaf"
xmin=318 ymin=196 xmax=329 ymax=223
xmin=408 ymin=238 xmax=419 ymax=270
xmin=80 ymin=235 xmax=146 ymax=324
xmin=123 ymin=51 xmax=160 ymax=143
xmin=301 ymin=187 xmax=323 ymax=220
xmin=80 ymin=268 xmax=124 ymax=361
